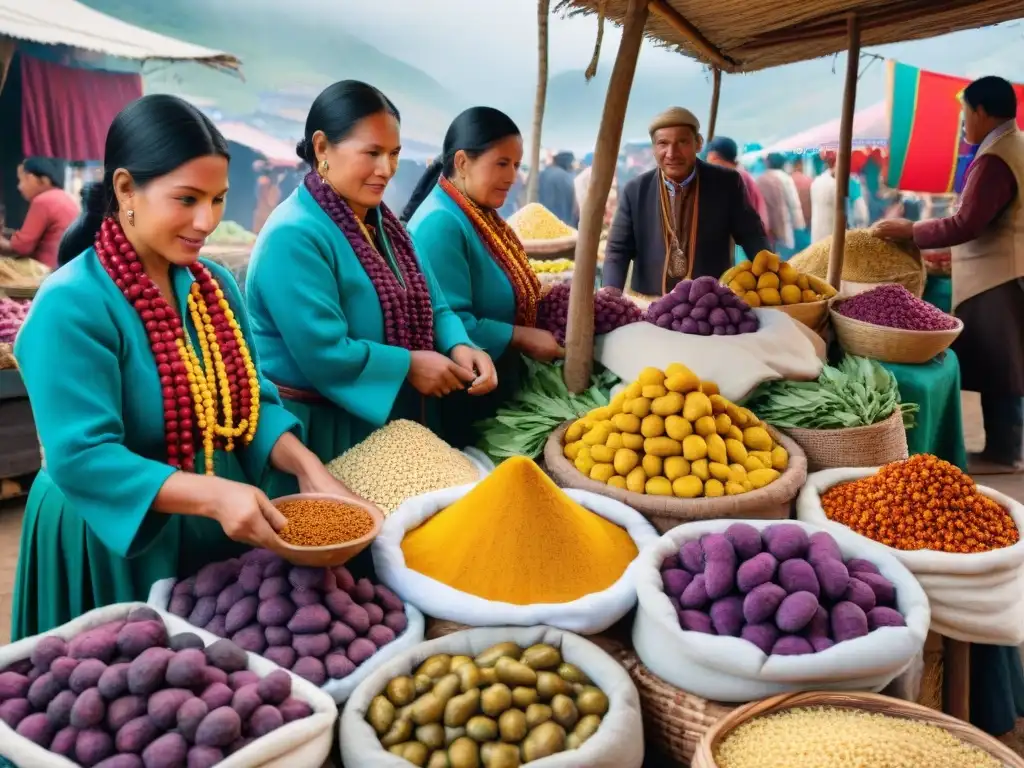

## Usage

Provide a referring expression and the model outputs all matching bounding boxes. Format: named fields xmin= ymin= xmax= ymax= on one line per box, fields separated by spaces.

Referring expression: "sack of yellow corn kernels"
xmin=507 ymin=203 xmax=577 ymax=258
xmin=797 ymin=462 xmax=1024 ymax=645
xmin=790 ymin=229 xmax=926 ymax=297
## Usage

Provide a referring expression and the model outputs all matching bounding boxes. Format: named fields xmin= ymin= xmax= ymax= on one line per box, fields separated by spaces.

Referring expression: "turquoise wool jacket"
xmin=244 ymin=185 xmax=472 ymax=428
xmin=12 ymin=252 xmax=301 ymax=558
xmin=407 ymin=184 xmax=518 ymax=360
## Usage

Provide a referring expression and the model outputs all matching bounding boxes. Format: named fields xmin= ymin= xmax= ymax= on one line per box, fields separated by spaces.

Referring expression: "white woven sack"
xmin=595 ymin=309 xmax=823 ymax=403
xmin=147 ymin=577 xmax=426 ymax=705
xmin=797 ymin=467 xmax=1024 ymax=645
xmin=339 ymin=626 xmax=643 ymax=768
xmin=632 ymin=519 xmax=930 ymax=703
xmin=0 ymin=603 xmax=336 ymax=768
xmin=372 ymin=486 xmax=660 ymax=634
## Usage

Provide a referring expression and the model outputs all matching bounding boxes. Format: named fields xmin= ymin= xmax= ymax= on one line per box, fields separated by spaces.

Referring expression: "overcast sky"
xmin=329 ymin=0 xmax=695 ymax=97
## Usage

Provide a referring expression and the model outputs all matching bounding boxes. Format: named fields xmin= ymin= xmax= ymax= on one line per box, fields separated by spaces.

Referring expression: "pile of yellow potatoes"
xmin=507 ymin=203 xmax=576 ymax=241
xmin=562 ymin=364 xmax=789 ymax=498
xmin=530 ymin=258 xmax=574 ymax=274
xmin=722 ymin=251 xmax=837 ymax=308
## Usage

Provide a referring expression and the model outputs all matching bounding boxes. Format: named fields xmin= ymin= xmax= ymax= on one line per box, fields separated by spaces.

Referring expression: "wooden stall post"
xmin=943 ymin=637 xmax=971 ymax=722
xmin=526 ymin=0 xmax=551 ymax=204
xmin=563 ymin=0 xmax=650 ymax=392
xmin=706 ymin=68 xmax=722 ymax=142
xmin=827 ymin=13 xmax=861 ymax=290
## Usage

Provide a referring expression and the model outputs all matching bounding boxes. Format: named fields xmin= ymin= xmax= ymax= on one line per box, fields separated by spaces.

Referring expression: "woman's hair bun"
xmin=295 ymin=137 xmax=311 ymax=163
xmin=82 ymin=182 xmax=108 ymax=216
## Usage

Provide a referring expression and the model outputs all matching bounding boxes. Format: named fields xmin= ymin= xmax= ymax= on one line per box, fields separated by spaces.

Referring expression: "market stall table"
xmin=923 ymin=274 xmax=953 ymax=314
xmin=881 ymin=350 xmax=968 ymax=470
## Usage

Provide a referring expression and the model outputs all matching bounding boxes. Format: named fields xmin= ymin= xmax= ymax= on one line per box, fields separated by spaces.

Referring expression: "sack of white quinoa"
xmin=631 ymin=519 xmax=930 ymax=703
xmin=339 ymin=626 xmax=644 ymax=768
xmin=797 ymin=467 xmax=1024 ymax=645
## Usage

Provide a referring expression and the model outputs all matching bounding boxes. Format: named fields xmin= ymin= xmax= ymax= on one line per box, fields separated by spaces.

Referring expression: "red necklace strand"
xmin=94 ymin=217 xmax=260 ymax=474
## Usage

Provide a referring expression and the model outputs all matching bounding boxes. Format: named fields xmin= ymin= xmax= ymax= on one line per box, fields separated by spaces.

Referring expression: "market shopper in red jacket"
xmin=0 ymin=157 xmax=79 ymax=269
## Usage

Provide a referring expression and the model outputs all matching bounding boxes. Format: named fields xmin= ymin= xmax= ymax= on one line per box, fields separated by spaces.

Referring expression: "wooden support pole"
xmin=827 ymin=13 xmax=860 ymax=290
xmin=563 ymin=0 xmax=649 ymax=393
xmin=648 ymin=0 xmax=734 ymax=71
xmin=706 ymin=68 xmax=722 ymax=142
xmin=943 ymin=637 xmax=971 ymax=722
xmin=526 ymin=0 xmax=550 ymax=204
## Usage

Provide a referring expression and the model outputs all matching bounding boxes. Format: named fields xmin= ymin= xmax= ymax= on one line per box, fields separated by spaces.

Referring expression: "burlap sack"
xmin=780 ymin=410 xmax=909 ymax=472
xmin=523 ymin=234 xmax=577 ymax=260
xmin=791 ymin=230 xmax=926 ymax=297
xmin=543 ymin=422 xmax=807 ymax=533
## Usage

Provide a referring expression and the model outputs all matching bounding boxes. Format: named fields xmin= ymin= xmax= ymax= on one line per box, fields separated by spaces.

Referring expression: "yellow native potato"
xmin=646 ymin=477 xmax=673 ymax=496
xmin=757 ymin=272 xmax=780 ymax=291
xmin=673 ymin=475 xmax=703 ymax=498
xmin=728 ymin=464 xmax=748 ymax=484
xmin=590 ymin=463 xmax=616 ymax=483
xmin=621 ymin=433 xmax=645 ymax=450
xmin=682 ymin=435 xmax=708 ymax=461
xmin=631 ymin=397 xmax=653 ymax=418
xmin=744 ymin=426 xmax=774 ymax=452
xmin=771 ymin=445 xmax=790 ymax=471
xmin=725 ymin=439 xmax=748 ymax=464
xmin=706 ymin=433 xmax=728 ymax=464
xmin=588 ymin=406 xmax=613 ymax=422
xmin=709 ymin=394 xmax=730 ymax=414
xmin=752 ymin=251 xmax=771 ymax=276
xmin=797 ymin=274 xmax=810 ymax=291
xmin=612 ymin=413 xmax=641 ymax=433
xmin=605 ymin=433 xmax=624 ymax=450
xmin=780 ymin=285 xmax=802 ymax=305
xmin=694 ymin=416 xmax=717 ymax=437
xmin=581 ymin=425 xmax=609 ymax=446
xmin=651 ymin=392 xmax=685 ymax=417
xmin=624 ymin=381 xmax=642 ymax=398
xmin=727 ymin=425 xmax=744 ymax=442
xmin=744 ymin=455 xmax=766 ymax=472
xmin=709 ymin=462 xmax=731 ymax=481
xmin=735 ymin=270 xmax=757 ymax=291
xmin=777 ymin=262 xmax=799 ymax=285
xmin=683 ymin=392 xmax=713 ymax=421
xmin=565 ymin=421 xmax=584 ymax=443
xmin=613 ymin=448 xmax=640 ymax=475
xmin=705 ymin=479 xmax=726 ymax=497
xmin=644 ymin=437 xmax=683 ymax=457
xmin=663 ymin=456 xmax=691 ymax=481
xmin=607 ymin=475 xmax=627 ymax=489
xmin=725 ymin=481 xmax=747 ymax=495
xmin=638 ymin=367 xmax=666 ymax=386
xmin=728 ymin=279 xmax=746 ymax=295
xmin=564 ymin=441 xmax=583 ymax=461
xmin=758 ymin=288 xmax=782 ymax=306
xmin=575 ymin=449 xmax=595 ymax=475
xmin=748 ymin=468 xmax=782 ymax=489
xmin=642 ymin=384 xmax=667 ymax=399
xmin=642 ymin=454 xmax=663 ymax=477
xmin=665 ymin=367 xmax=701 ymax=394
xmin=690 ymin=458 xmax=710 ymax=481
xmin=590 ymin=444 xmax=615 ymax=463
xmin=715 ymin=414 xmax=733 ymax=435
xmin=744 ymin=291 xmax=762 ymax=307
xmin=626 ymin=466 xmax=647 ymax=493
xmin=802 ymin=289 xmax=820 ymax=302
xmin=665 ymin=415 xmax=693 ymax=441
xmin=701 ymin=380 xmax=720 ymax=396
xmin=641 ymin=414 xmax=665 ymax=438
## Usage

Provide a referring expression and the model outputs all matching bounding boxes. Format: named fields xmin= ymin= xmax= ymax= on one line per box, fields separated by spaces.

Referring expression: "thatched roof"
xmin=558 ymin=0 xmax=1023 ymax=73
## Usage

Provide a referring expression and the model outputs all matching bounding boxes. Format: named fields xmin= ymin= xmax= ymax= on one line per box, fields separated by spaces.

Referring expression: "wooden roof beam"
xmin=648 ymin=0 xmax=737 ymax=71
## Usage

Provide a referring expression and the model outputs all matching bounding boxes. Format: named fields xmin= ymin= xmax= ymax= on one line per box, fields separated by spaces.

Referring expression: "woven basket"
xmin=830 ymin=306 xmax=963 ymax=364
xmin=522 ymin=234 xmax=577 ymax=261
xmin=768 ymin=299 xmax=829 ymax=331
xmin=629 ymin=659 xmax=737 ymax=766
xmin=543 ymin=422 xmax=807 ymax=534
xmin=780 ymin=410 xmax=909 ymax=472
xmin=692 ymin=690 xmax=1024 ymax=768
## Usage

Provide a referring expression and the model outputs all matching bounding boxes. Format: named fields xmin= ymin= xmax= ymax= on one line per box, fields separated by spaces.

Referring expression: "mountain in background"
xmin=80 ymin=0 xmax=1024 ymax=152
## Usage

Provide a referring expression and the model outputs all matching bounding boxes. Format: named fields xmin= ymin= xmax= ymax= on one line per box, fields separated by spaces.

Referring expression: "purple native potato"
xmin=256 ymin=670 xmax=291 ymax=705
xmin=867 ymin=607 xmax=907 ymax=630
xmin=537 ymin=283 xmax=642 ymax=345
xmin=31 ymin=637 xmax=68 ymax=672
xmin=678 ymin=610 xmax=713 ymax=634
xmin=837 ymin=283 xmax=958 ymax=331
xmin=292 ymin=657 xmax=327 ymax=686
xmin=701 ymin=534 xmax=737 ymax=600
xmin=384 ymin=612 xmax=408 ymax=635
xmin=764 ymin=524 xmax=809 ymax=562
xmin=278 ymin=697 xmax=312 ymax=723
xmin=264 ymin=646 xmax=297 ymax=669
xmin=142 ymin=732 xmax=188 ymax=768
xmin=775 ymin=591 xmax=819 ymax=633
xmin=177 ymin=697 xmax=209 ymax=743
xmin=326 ymin=653 xmax=357 ymax=680
xmin=680 ymin=574 xmax=709 ymax=610
xmin=771 ymin=635 xmax=814 ymax=656
xmin=777 ymin=559 xmax=820 ymax=598
xmin=106 ymin=695 xmax=147 ymax=732
xmin=855 ymin=572 xmax=897 ymax=607
xmin=831 ymin=601 xmax=870 ymax=642
xmin=116 ymin=621 xmax=167 ymax=659
xmin=736 ymin=552 xmax=778 ymax=594
xmin=679 ymin=540 xmax=705 ymax=574
xmin=710 ymin=596 xmax=744 ymax=637
xmin=807 ymin=531 xmax=842 ymax=565
xmin=195 ymin=706 xmax=242 ymax=748
xmin=843 ymin=578 xmax=877 ymax=613
xmin=231 ymin=684 xmax=263 ymax=721
xmin=661 ymin=568 xmax=693 ymax=598
xmin=645 ymin=278 xmax=758 ymax=336
xmin=742 ymin=583 xmax=786 ymax=624
xmin=813 ymin=558 xmax=851 ymax=602
xmin=228 ymin=670 xmax=259 ymax=691
xmin=69 ymin=659 xmax=108 ymax=694
xmin=368 ymin=625 xmax=396 ymax=649
xmin=740 ymin=624 xmax=778 ymax=655
xmin=724 ymin=523 xmax=763 ymax=560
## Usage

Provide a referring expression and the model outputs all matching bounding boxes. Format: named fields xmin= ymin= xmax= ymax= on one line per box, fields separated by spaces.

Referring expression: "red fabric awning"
xmin=20 ymin=54 xmax=142 ymax=161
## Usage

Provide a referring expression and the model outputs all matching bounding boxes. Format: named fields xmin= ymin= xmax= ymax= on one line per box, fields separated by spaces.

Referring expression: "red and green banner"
xmin=886 ymin=60 xmax=1024 ymax=193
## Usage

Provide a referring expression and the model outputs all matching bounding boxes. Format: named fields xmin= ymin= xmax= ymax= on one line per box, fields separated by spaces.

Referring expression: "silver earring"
xmin=127 ymin=209 xmax=135 ymax=227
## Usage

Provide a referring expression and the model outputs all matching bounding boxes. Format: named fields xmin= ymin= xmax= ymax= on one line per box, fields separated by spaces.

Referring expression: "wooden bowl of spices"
xmin=269 ymin=493 xmax=383 ymax=567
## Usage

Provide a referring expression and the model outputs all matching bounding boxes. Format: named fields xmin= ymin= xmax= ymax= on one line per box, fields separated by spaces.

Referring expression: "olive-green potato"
xmin=576 ymin=686 xmax=609 ymax=716
xmin=395 ymin=742 xmax=429 ymax=766
xmin=494 ymin=658 xmax=537 ymax=688
xmin=478 ymin=668 xmax=498 ymax=686
xmin=445 ymin=727 xmax=466 ymax=746
xmin=482 ymin=743 xmax=521 ymax=768
xmin=417 ymin=655 xmax=453 ymax=679
xmin=498 ymin=709 xmax=527 ymax=743
xmin=550 ymin=694 xmax=579 ymax=731
xmin=510 ymin=687 xmax=538 ymax=709
xmin=480 ymin=684 xmax=512 ymax=717
xmin=521 ymin=722 xmax=567 ymax=761
xmin=448 ymin=736 xmax=480 ymax=768
xmin=536 ymin=671 xmax=571 ymax=700
xmin=415 ymin=674 xmax=434 ymax=695
xmin=416 ymin=723 xmax=446 ymax=750
xmin=520 ymin=645 xmax=561 ymax=671
xmin=574 ymin=714 xmax=602 ymax=744
xmin=380 ymin=717 xmax=414 ymax=748
xmin=455 ymin=663 xmax=481 ymax=693
xmin=368 ymin=695 xmax=396 ymax=735
xmin=556 ymin=663 xmax=591 ymax=685
xmin=565 ymin=733 xmax=582 ymax=750
xmin=412 ymin=693 xmax=445 ymax=725
xmin=427 ymin=751 xmax=451 ymax=768
xmin=387 ymin=676 xmax=418 ymax=707
xmin=524 ymin=703 xmax=552 ymax=730
xmin=450 ymin=655 xmax=474 ymax=671
xmin=474 ymin=643 xmax=522 ymax=669
xmin=444 ymin=689 xmax=480 ymax=728
xmin=433 ymin=674 xmax=461 ymax=704
xmin=466 ymin=715 xmax=498 ymax=742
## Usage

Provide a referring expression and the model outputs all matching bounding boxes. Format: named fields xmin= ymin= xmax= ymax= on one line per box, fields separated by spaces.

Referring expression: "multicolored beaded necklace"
xmin=439 ymin=175 xmax=542 ymax=327
xmin=94 ymin=217 xmax=260 ymax=475
xmin=304 ymin=171 xmax=434 ymax=350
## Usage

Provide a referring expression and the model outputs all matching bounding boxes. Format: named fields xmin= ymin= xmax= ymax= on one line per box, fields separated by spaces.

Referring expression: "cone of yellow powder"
xmin=400 ymin=456 xmax=639 ymax=605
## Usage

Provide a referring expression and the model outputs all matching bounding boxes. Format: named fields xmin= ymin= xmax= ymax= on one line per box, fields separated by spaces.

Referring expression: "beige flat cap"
xmin=649 ymin=107 xmax=700 ymax=136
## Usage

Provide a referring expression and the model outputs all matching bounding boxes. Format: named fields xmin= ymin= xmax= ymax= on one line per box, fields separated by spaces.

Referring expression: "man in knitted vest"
xmin=602 ymin=107 xmax=769 ymax=300
xmin=875 ymin=76 xmax=1024 ymax=475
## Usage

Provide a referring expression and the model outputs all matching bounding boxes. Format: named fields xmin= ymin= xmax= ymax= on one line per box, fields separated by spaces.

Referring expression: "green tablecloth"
xmin=882 ymin=349 xmax=968 ymax=470
xmin=923 ymin=274 xmax=953 ymax=314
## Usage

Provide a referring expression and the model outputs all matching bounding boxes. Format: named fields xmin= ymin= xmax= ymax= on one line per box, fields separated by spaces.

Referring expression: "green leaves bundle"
xmin=743 ymin=356 xmax=918 ymax=430
xmin=475 ymin=359 xmax=619 ymax=461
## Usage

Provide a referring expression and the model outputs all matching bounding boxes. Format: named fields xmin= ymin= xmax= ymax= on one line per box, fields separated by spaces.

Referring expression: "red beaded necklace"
xmin=94 ymin=217 xmax=260 ymax=474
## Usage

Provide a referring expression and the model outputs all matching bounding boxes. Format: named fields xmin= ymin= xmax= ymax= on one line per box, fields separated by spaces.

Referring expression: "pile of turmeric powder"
xmin=400 ymin=456 xmax=639 ymax=605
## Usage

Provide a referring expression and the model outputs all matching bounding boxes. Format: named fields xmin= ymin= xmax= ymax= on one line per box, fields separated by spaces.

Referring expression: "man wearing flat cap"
xmin=603 ymin=107 xmax=769 ymax=298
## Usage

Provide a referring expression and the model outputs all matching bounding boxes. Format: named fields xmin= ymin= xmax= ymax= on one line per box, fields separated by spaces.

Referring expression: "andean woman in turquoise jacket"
xmin=401 ymin=107 xmax=563 ymax=446
xmin=245 ymin=82 xmax=497 ymax=491
xmin=11 ymin=95 xmax=354 ymax=640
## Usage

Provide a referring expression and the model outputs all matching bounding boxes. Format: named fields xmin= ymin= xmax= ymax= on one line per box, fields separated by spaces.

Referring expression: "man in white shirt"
xmin=810 ymin=156 xmax=837 ymax=244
